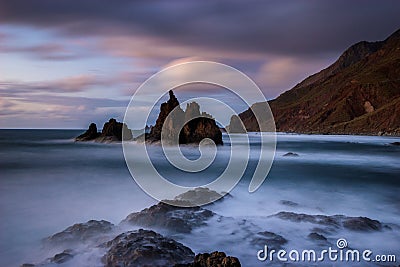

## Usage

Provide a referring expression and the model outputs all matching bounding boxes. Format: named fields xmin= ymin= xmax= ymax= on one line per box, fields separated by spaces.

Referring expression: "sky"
xmin=0 ymin=0 xmax=399 ymax=129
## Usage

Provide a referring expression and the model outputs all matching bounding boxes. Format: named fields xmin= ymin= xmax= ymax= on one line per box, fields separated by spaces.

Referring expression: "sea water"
xmin=0 ymin=130 xmax=399 ymax=266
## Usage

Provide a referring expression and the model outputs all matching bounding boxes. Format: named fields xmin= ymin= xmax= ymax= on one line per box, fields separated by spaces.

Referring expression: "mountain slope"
xmin=239 ymin=29 xmax=400 ymax=135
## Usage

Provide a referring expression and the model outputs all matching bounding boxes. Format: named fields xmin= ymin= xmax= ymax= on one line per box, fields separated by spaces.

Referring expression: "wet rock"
xmin=273 ymin=212 xmax=340 ymax=228
xmin=45 ymin=220 xmax=114 ymax=246
xmin=176 ymin=251 xmax=241 ymax=267
xmin=173 ymin=187 xmax=223 ymax=205
xmin=308 ymin=232 xmax=327 ymax=241
xmin=102 ymin=229 xmax=194 ymax=267
xmin=20 ymin=264 xmax=35 ymax=267
xmin=274 ymin=212 xmax=383 ymax=232
xmin=390 ymin=142 xmax=400 ymax=146
xmin=50 ymin=250 xmax=74 ymax=264
xmin=282 ymin=152 xmax=299 ymax=157
xmin=279 ymin=200 xmax=299 ymax=207
xmin=76 ymin=118 xmax=132 ymax=142
xmin=75 ymin=123 xmax=100 ymax=141
xmin=251 ymin=231 xmax=287 ymax=250
xmin=342 ymin=217 xmax=382 ymax=231
xmin=121 ymin=201 xmax=214 ymax=233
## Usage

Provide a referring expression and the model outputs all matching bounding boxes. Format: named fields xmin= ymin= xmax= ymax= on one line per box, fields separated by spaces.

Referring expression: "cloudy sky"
xmin=0 ymin=0 xmax=399 ymax=128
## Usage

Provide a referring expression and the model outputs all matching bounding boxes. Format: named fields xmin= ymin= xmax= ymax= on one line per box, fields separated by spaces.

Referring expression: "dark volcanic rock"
xmin=50 ymin=250 xmax=74 ymax=264
xmin=177 ymin=251 xmax=241 ymax=267
xmin=251 ymin=231 xmax=287 ymax=250
xmin=45 ymin=220 xmax=114 ymax=246
xmin=308 ymin=232 xmax=328 ymax=241
xmin=146 ymin=90 xmax=223 ymax=145
xmin=75 ymin=123 xmax=100 ymax=141
xmin=121 ymin=201 xmax=214 ymax=233
xmin=102 ymin=229 xmax=194 ymax=267
xmin=173 ymin=187 xmax=223 ymax=205
xmin=282 ymin=152 xmax=299 ymax=157
xmin=342 ymin=217 xmax=382 ymax=231
xmin=75 ymin=118 xmax=133 ymax=142
xmin=273 ymin=212 xmax=383 ymax=232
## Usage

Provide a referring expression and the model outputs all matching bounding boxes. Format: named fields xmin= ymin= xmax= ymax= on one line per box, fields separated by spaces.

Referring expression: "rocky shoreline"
xmin=20 ymin=187 xmax=397 ymax=267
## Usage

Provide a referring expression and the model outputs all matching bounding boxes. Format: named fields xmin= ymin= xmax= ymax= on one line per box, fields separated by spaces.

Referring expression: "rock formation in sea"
xmin=146 ymin=90 xmax=223 ymax=145
xmin=227 ymin=115 xmax=247 ymax=133
xmin=75 ymin=118 xmax=133 ymax=142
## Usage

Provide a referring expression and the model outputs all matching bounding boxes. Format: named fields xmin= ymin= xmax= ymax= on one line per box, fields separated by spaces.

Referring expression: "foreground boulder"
xmin=44 ymin=220 xmax=114 ymax=247
xmin=121 ymin=201 xmax=214 ymax=233
xmin=75 ymin=118 xmax=133 ymax=142
xmin=146 ymin=90 xmax=223 ymax=145
xmin=102 ymin=229 xmax=194 ymax=267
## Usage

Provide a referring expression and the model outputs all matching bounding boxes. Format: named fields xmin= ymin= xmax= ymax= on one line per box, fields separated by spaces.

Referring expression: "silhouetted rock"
xmin=282 ymin=152 xmax=299 ymax=157
xmin=227 ymin=115 xmax=246 ymax=133
xmin=44 ymin=220 xmax=114 ymax=246
xmin=176 ymin=251 xmax=241 ymax=267
xmin=121 ymin=201 xmax=214 ymax=233
xmin=102 ymin=229 xmax=194 ymax=267
xmin=75 ymin=118 xmax=133 ymax=142
xmin=146 ymin=90 xmax=223 ymax=145
xmin=251 ymin=231 xmax=287 ymax=250
xmin=75 ymin=123 xmax=100 ymax=141
xmin=390 ymin=142 xmax=400 ymax=146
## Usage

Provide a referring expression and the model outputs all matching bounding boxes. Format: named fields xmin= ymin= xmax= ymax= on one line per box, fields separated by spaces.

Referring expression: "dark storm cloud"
xmin=0 ymin=0 xmax=399 ymax=57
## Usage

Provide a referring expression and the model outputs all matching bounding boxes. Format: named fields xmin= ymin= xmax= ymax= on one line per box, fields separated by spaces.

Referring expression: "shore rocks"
xmin=146 ymin=90 xmax=223 ymax=145
xmin=102 ymin=229 xmax=195 ymax=267
xmin=121 ymin=201 xmax=214 ymax=233
xmin=44 ymin=219 xmax=114 ymax=246
xmin=177 ymin=251 xmax=241 ymax=267
xmin=273 ymin=212 xmax=383 ymax=232
xmin=227 ymin=115 xmax=247 ymax=134
xmin=251 ymin=231 xmax=287 ymax=250
xmin=50 ymin=249 xmax=74 ymax=264
xmin=75 ymin=118 xmax=132 ymax=142
xmin=172 ymin=187 xmax=223 ymax=206
xmin=390 ymin=141 xmax=400 ymax=146
xmin=308 ymin=232 xmax=328 ymax=241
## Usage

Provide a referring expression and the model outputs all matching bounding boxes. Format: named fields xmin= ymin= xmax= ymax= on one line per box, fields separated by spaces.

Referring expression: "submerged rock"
xmin=282 ymin=152 xmax=299 ymax=157
xmin=44 ymin=220 xmax=114 ymax=246
xmin=177 ymin=251 xmax=241 ymax=267
xmin=273 ymin=212 xmax=383 ymax=232
xmin=251 ymin=231 xmax=287 ymax=250
xmin=308 ymin=232 xmax=328 ymax=241
xmin=75 ymin=123 xmax=100 ymax=141
xmin=75 ymin=118 xmax=132 ymax=142
xmin=279 ymin=200 xmax=299 ymax=207
xmin=390 ymin=141 xmax=400 ymax=146
xmin=102 ymin=229 xmax=194 ymax=267
xmin=121 ymin=201 xmax=214 ymax=233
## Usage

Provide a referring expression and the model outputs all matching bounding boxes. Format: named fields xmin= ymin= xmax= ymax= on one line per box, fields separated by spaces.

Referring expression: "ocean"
xmin=0 ymin=130 xmax=399 ymax=266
